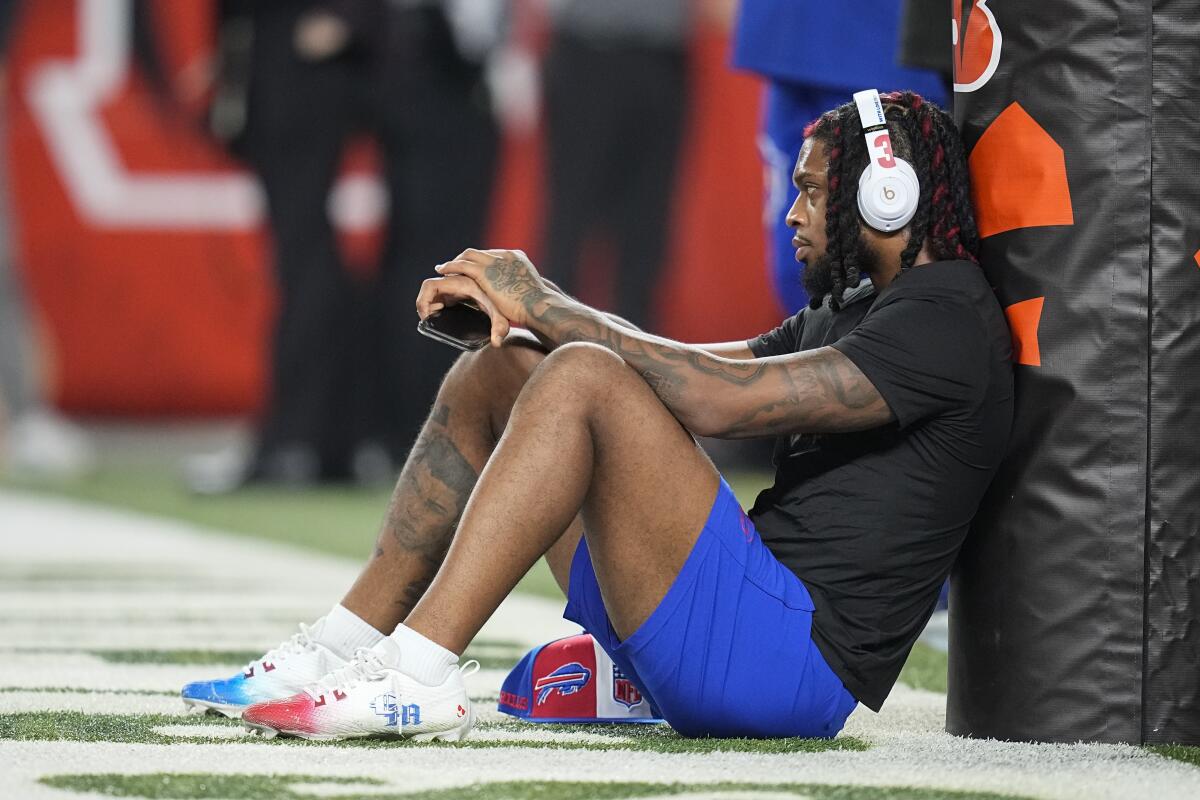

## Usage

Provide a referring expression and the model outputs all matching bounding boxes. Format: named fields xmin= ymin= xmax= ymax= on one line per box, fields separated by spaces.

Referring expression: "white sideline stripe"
xmin=0 ymin=490 xmax=576 ymax=649
xmin=466 ymin=728 xmax=628 ymax=746
xmin=0 ymin=652 xmax=512 ymax=699
xmin=1 ymin=623 xmax=322 ymax=649
xmin=3 ymin=739 xmax=1199 ymax=800
xmin=153 ymin=725 xmax=242 ymax=740
xmin=145 ymin=724 xmax=626 ymax=747
xmin=0 ymin=691 xmax=183 ymax=715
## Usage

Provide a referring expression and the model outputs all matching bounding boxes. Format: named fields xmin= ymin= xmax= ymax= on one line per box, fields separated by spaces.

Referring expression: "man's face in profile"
xmin=787 ymin=137 xmax=884 ymax=304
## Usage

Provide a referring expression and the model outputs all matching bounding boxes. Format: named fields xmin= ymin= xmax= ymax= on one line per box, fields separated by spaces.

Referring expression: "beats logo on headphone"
xmin=852 ymin=90 xmax=919 ymax=232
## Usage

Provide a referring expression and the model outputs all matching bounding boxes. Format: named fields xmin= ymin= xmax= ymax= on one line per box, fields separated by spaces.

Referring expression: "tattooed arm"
xmin=528 ymin=301 xmax=890 ymax=437
xmin=419 ymin=249 xmax=892 ymax=437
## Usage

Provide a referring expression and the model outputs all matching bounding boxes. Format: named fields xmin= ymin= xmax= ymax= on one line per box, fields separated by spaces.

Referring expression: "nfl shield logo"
xmin=612 ymin=665 xmax=643 ymax=709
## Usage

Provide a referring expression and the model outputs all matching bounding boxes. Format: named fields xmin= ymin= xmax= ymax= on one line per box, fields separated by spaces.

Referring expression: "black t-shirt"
xmin=746 ymin=261 xmax=1013 ymax=711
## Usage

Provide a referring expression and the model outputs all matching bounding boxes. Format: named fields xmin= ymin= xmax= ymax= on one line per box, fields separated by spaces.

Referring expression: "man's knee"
xmin=522 ymin=343 xmax=646 ymax=418
xmin=536 ymin=343 xmax=631 ymax=390
xmin=438 ymin=335 xmax=548 ymax=433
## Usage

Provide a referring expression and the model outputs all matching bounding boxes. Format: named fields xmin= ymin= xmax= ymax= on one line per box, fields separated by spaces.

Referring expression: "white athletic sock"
xmin=314 ymin=604 xmax=385 ymax=658
xmin=390 ymin=622 xmax=458 ymax=685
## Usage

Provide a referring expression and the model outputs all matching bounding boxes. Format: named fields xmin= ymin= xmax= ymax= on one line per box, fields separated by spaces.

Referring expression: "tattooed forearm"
xmin=470 ymin=252 xmax=889 ymax=436
xmin=523 ymin=291 xmax=892 ymax=438
xmin=718 ymin=351 xmax=891 ymax=437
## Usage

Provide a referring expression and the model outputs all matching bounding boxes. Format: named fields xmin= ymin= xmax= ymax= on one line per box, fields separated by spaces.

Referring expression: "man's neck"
xmin=866 ymin=241 xmax=936 ymax=291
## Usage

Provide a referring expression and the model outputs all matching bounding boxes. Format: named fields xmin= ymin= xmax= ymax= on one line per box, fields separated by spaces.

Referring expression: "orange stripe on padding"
xmin=969 ymin=103 xmax=1074 ymax=238
xmin=1194 ymin=250 xmax=1200 ymax=269
xmin=1004 ymin=297 xmax=1045 ymax=367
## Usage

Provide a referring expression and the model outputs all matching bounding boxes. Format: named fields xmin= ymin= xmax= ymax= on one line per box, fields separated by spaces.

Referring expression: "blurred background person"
xmin=731 ymin=0 xmax=947 ymax=314
xmin=0 ymin=0 xmax=95 ymax=479
xmin=540 ymin=0 xmax=692 ymax=331
xmin=190 ymin=0 xmax=502 ymax=491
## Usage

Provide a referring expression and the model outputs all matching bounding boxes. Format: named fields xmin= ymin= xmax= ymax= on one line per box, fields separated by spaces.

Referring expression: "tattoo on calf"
xmin=372 ymin=402 xmax=479 ymax=614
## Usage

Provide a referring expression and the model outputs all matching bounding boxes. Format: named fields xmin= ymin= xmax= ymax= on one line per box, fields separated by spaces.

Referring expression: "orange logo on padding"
xmin=953 ymin=1 xmax=1003 ymax=93
xmin=1005 ymin=297 xmax=1045 ymax=367
xmin=969 ymin=103 xmax=1073 ymax=239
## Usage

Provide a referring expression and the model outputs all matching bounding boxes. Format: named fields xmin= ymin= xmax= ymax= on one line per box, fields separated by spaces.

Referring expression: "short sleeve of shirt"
xmin=830 ymin=291 xmax=985 ymax=429
xmin=748 ymin=311 xmax=805 ymax=358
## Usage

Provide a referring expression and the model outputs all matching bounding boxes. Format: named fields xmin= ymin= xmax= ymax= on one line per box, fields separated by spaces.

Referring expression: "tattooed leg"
xmin=339 ymin=337 xmax=553 ymax=634
xmin=405 ymin=343 xmax=721 ymax=653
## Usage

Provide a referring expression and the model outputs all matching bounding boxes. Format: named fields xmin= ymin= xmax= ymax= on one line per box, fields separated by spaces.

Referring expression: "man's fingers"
xmin=449 ymin=281 xmax=509 ymax=347
xmin=452 ymin=248 xmax=493 ymax=266
xmin=490 ymin=314 xmax=511 ymax=348
xmin=435 ymin=259 xmax=483 ymax=281
xmin=415 ymin=278 xmax=440 ymax=318
xmin=416 ymin=274 xmax=511 ymax=347
xmin=416 ymin=275 xmax=482 ymax=318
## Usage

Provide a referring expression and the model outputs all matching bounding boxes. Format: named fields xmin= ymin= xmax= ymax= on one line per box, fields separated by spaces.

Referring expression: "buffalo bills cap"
xmin=497 ymin=633 xmax=663 ymax=723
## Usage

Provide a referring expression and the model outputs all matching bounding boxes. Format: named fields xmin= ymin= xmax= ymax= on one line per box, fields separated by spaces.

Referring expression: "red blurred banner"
xmin=6 ymin=0 xmax=776 ymax=416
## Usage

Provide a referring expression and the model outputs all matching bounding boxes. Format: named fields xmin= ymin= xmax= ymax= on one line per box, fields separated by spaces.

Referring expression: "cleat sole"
xmin=242 ymin=723 xmax=278 ymax=739
xmin=182 ymin=698 xmax=244 ymax=719
xmin=410 ymin=703 xmax=476 ymax=743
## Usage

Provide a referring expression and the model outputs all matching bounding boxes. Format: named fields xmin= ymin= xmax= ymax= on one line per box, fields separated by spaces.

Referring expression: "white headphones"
xmin=852 ymin=89 xmax=920 ymax=232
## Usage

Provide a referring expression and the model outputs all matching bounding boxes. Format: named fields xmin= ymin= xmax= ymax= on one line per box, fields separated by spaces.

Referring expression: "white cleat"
xmin=179 ymin=620 xmax=349 ymax=718
xmin=241 ymin=637 xmax=478 ymax=741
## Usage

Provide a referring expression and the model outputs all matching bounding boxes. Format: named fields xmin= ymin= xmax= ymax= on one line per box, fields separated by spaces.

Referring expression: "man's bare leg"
xmin=405 ymin=343 xmax=721 ymax=653
xmin=340 ymin=337 xmax=579 ymax=634
xmin=232 ymin=342 xmax=717 ymax=740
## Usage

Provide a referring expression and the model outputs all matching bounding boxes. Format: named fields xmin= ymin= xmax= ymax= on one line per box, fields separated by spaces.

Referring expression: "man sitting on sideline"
xmin=181 ymin=90 xmax=1012 ymax=740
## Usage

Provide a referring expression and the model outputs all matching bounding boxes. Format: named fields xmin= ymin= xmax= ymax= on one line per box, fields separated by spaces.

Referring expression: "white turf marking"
xmin=0 ymin=652 xmax=249 ymax=693
xmin=286 ymin=781 xmax=403 ymax=798
xmin=152 ymin=724 xmax=243 ymax=740
xmin=2 ymin=490 xmax=1199 ymax=800
xmin=468 ymin=728 xmax=632 ymax=746
xmin=0 ymin=690 xmax=181 ymax=715
xmin=631 ymin=794 xmax=814 ymax=800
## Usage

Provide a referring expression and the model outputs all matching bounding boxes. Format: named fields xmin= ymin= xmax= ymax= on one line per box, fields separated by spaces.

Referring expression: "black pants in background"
xmin=542 ymin=34 xmax=688 ymax=331
xmin=240 ymin=4 xmax=497 ymax=477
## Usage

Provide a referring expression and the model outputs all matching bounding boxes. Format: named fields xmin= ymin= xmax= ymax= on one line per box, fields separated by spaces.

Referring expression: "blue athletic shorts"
xmin=563 ymin=478 xmax=858 ymax=738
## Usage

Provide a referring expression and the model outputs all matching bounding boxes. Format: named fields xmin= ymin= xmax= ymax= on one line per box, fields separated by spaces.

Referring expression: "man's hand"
xmin=431 ymin=249 xmax=552 ymax=330
xmin=414 ymin=268 xmax=514 ymax=352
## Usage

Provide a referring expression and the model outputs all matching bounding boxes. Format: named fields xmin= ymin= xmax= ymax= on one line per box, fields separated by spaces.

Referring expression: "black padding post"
xmin=946 ymin=0 xmax=1199 ymax=744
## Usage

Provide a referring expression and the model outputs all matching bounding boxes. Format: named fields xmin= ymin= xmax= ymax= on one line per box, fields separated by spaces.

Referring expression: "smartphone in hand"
xmin=417 ymin=302 xmax=493 ymax=351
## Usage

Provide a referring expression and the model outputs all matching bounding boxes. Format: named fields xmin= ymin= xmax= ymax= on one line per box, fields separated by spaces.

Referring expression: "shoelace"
xmin=243 ymin=623 xmax=317 ymax=672
xmin=300 ymin=655 xmax=483 ymax=701
xmin=302 ymin=646 xmax=387 ymax=700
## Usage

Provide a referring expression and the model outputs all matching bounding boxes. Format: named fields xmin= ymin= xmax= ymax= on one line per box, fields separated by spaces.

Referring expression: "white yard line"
xmin=1 ymin=489 xmax=1198 ymax=800
xmin=0 ymin=690 xmax=182 ymax=715
xmin=3 ymin=738 xmax=1199 ymax=800
xmin=0 ymin=490 xmax=577 ymax=650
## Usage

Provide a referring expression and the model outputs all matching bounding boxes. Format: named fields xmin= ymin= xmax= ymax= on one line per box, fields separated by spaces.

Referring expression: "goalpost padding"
xmin=946 ymin=0 xmax=1200 ymax=745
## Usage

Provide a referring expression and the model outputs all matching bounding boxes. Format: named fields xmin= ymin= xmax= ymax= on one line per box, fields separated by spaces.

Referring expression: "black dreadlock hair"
xmin=802 ymin=91 xmax=980 ymax=310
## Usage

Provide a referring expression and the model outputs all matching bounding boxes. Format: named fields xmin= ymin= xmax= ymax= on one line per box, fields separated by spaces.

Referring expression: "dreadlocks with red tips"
xmin=801 ymin=91 xmax=980 ymax=310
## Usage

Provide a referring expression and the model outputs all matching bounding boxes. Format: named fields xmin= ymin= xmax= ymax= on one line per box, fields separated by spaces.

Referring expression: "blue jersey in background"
xmin=732 ymin=0 xmax=947 ymax=313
